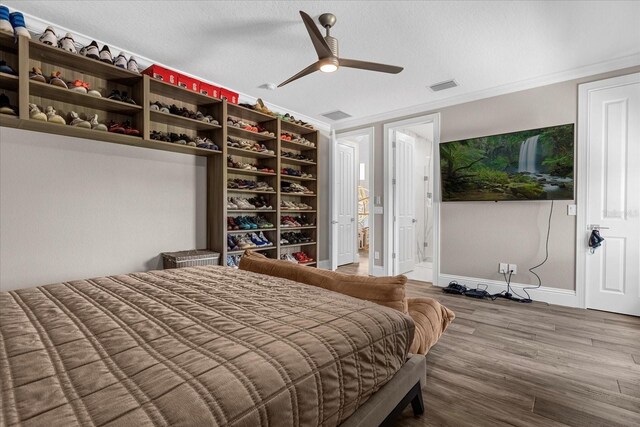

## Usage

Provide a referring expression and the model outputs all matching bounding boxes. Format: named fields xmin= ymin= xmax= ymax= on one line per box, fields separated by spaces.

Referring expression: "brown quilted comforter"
xmin=0 ymin=266 xmax=414 ymax=427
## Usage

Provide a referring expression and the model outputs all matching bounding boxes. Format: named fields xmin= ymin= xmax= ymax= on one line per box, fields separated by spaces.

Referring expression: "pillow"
xmin=239 ymin=251 xmax=407 ymax=312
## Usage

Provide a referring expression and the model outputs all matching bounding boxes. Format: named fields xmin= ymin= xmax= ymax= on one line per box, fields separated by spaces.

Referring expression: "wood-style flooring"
xmin=337 ymin=261 xmax=640 ymax=427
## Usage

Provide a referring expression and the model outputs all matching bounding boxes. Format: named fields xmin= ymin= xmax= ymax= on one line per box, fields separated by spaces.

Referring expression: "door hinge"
xmin=392 ymin=253 xmax=396 ymax=259
xmin=392 ymin=141 xmax=396 ymax=148
xmin=392 ymin=178 xmax=396 ymax=185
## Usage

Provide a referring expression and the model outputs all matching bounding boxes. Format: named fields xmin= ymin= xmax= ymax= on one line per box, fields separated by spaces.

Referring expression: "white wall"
xmin=0 ymin=128 xmax=207 ymax=291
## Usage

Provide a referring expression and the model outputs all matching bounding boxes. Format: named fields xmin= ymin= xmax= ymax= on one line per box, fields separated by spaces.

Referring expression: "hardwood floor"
xmin=337 ymin=262 xmax=640 ymax=426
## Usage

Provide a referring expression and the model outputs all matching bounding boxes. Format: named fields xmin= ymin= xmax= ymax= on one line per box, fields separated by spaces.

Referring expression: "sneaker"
xmin=9 ymin=12 xmax=30 ymax=38
xmin=0 ymin=60 xmax=17 ymax=75
xmin=113 ymin=52 xmax=127 ymax=68
xmin=227 ymin=198 xmax=238 ymax=210
xmin=45 ymin=106 xmax=65 ymax=124
xmin=38 ymin=26 xmax=57 ymax=46
xmin=99 ymin=45 xmax=113 ymax=64
xmin=79 ymin=41 xmax=100 ymax=60
xmin=68 ymin=80 xmax=88 ymax=94
xmin=258 ymin=232 xmax=272 ymax=246
xmin=127 ymin=56 xmax=139 ymax=73
xmin=0 ymin=94 xmax=17 ymax=116
xmin=58 ymin=33 xmax=77 ymax=54
xmin=88 ymin=114 xmax=107 ymax=131
xmin=68 ymin=111 xmax=91 ymax=128
xmin=48 ymin=71 xmax=67 ymax=88
xmin=29 ymin=67 xmax=46 ymax=82
xmin=250 ymin=233 xmax=267 ymax=247
xmin=0 ymin=5 xmax=12 ymax=33
xmin=28 ymin=103 xmax=47 ymax=121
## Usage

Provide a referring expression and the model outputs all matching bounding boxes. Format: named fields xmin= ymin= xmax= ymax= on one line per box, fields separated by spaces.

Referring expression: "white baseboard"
xmin=438 ymin=274 xmax=580 ymax=308
xmin=371 ymin=265 xmax=386 ymax=277
xmin=317 ymin=260 xmax=331 ymax=270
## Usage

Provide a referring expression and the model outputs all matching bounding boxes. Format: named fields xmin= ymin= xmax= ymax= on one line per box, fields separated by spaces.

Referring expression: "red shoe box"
xmin=199 ymin=82 xmax=220 ymax=99
xmin=220 ymin=88 xmax=239 ymax=104
xmin=177 ymin=74 xmax=199 ymax=92
xmin=141 ymin=64 xmax=178 ymax=85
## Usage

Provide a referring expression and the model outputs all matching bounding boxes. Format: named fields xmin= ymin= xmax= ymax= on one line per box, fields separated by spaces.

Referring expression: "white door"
xmin=336 ymin=141 xmax=358 ymax=266
xmin=582 ymin=73 xmax=640 ymax=316
xmin=394 ymin=131 xmax=416 ymax=274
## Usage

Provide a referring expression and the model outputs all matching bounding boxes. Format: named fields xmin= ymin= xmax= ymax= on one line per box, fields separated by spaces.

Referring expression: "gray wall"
xmin=0 ymin=128 xmax=207 ymax=291
xmin=337 ymin=65 xmax=640 ymax=290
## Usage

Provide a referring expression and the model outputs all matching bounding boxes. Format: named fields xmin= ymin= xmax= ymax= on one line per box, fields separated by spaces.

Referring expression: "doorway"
xmin=577 ymin=73 xmax=640 ymax=316
xmin=332 ymin=128 xmax=374 ymax=273
xmin=384 ymin=114 xmax=440 ymax=282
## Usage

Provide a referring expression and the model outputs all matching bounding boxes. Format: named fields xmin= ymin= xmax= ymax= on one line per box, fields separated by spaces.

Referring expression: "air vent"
xmin=429 ymin=79 xmax=458 ymax=92
xmin=321 ymin=110 xmax=352 ymax=121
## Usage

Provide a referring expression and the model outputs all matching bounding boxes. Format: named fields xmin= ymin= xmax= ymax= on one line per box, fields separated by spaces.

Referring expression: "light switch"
xmin=567 ymin=204 xmax=577 ymax=216
xmin=374 ymin=206 xmax=384 ymax=214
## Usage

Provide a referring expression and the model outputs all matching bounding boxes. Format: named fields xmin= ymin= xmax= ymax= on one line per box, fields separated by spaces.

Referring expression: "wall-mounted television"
xmin=440 ymin=124 xmax=574 ymax=201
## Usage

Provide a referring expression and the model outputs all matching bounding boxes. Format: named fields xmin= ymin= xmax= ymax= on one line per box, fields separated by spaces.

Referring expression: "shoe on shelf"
xmin=48 ymin=71 xmax=68 ymax=88
xmin=99 ymin=45 xmax=113 ymax=64
xmin=107 ymin=89 xmax=122 ymax=101
xmin=87 ymin=87 xmax=101 ymax=97
xmin=68 ymin=80 xmax=88 ymax=94
xmin=79 ymin=40 xmax=100 ymax=60
xmin=45 ymin=106 xmax=66 ymax=124
xmin=58 ymin=33 xmax=77 ymax=53
xmin=29 ymin=67 xmax=46 ymax=82
xmin=0 ymin=60 xmax=17 ymax=76
xmin=127 ymin=56 xmax=139 ymax=73
xmin=68 ymin=111 xmax=91 ymax=128
xmin=0 ymin=6 xmax=12 ymax=34
xmin=122 ymin=121 xmax=140 ymax=136
xmin=120 ymin=91 xmax=136 ymax=104
xmin=88 ymin=114 xmax=107 ymax=131
xmin=113 ymin=52 xmax=127 ymax=68
xmin=0 ymin=94 xmax=17 ymax=116
xmin=28 ymin=103 xmax=47 ymax=121
xmin=107 ymin=121 xmax=125 ymax=134
xmin=38 ymin=26 xmax=57 ymax=46
xmin=9 ymin=11 xmax=30 ymax=38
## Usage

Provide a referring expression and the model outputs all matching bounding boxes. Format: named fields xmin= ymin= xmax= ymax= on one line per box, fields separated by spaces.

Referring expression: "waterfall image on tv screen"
xmin=440 ymin=124 xmax=574 ymax=201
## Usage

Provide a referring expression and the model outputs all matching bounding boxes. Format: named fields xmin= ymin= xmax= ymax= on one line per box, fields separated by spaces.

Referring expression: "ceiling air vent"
xmin=321 ymin=110 xmax=352 ymax=121
xmin=429 ymin=79 xmax=458 ymax=92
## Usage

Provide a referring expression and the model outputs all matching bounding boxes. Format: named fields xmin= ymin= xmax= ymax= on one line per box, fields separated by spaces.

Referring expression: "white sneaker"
xmin=57 ymin=33 xmax=77 ymax=53
xmin=88 ymin=114 xmax=107 ymax=131
xmin=68 ymin=111 xmax=91 ymax=128
xmin=113 ymin=52 xmax=127 ymax=68
xmin=79 ymin=41 xmax=100 ymax=60
xmin=39 ymin=26 xmax=57 ymax=46
xmin=29 ymin=103 xmax=47 ymax=121
xmin=127 ymin=56 xmax=139 ymax=73
xmin=99 ymin=45 xmax=113 ymax=64
xmin=45 ymin=106 xmax=66 ymax=125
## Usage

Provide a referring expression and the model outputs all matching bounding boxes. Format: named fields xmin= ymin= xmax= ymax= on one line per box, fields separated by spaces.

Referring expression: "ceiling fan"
xmin=278 ymin=11 xmax=404 ymax=87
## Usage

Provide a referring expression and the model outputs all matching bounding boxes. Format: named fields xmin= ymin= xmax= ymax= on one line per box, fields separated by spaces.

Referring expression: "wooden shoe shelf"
xmin=0 ymin=35 xmax=320 ymax=268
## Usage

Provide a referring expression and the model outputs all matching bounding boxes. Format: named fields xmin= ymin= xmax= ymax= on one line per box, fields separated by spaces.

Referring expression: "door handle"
xmin=331 ymin=220 xmax=338 ymax=224
xmin=412 ymin=218 xmax=417 ymax=223
xmin=588 ymin=224 xmax=610 ymax=230
xmin=350 ymin=218 xmax=355 ymax=222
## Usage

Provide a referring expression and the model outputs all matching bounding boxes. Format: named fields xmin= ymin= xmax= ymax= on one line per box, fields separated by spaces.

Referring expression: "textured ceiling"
xmin=7 ymin=1 xmax=640 ymax=125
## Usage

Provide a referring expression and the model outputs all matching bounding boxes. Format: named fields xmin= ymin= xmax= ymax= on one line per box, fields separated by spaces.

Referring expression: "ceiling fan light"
xmin=320 ymin=63 xmax=338 ymax=73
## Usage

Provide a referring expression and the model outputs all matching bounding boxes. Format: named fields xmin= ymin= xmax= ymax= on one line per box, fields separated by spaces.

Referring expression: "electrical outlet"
xmin=509 ymin=264 xmax=518 ymax=274
xmin=499 ymin=263 xmax=509 ymax=274
xmin=374 ymin=251 xmax=380 ymax=260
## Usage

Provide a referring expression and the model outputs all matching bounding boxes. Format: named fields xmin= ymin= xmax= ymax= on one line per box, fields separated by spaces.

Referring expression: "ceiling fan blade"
xmin=339 ymin=58 xmax=404 ymax=74
xmin=299 ymin=10 xmax=332 ymax=58
xmin=278 ymin=61 xmax=321 ymax=87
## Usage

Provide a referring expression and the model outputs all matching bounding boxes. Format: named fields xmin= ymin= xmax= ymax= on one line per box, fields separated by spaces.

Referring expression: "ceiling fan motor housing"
xmin=324 ymin=36 xmax=339 ymax=58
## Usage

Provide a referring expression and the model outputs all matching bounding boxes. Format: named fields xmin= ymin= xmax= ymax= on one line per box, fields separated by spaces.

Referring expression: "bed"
xmin=0 ymin=265 xmax=449 ymax=426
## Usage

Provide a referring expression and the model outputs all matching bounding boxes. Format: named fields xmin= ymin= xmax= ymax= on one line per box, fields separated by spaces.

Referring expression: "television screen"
xmin=440 ymin=124 xmax=574 ymax=201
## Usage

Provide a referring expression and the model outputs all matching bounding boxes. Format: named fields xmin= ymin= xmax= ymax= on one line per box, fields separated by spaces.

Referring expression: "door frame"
xmin=332 ymin=127 xmax=375 ymax=272
xmin=383 ymin=113 xmax=441 ymax=278
xmin=576 ymin=72 xmax=640 ymax=309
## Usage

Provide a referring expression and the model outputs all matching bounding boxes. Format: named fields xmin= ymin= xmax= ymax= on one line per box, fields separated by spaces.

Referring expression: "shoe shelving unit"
xmin=0 ymin=35 xmax=320 ymax=268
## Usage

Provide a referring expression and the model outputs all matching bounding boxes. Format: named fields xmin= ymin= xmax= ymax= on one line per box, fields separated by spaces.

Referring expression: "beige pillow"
xmin=239 ymin=251 xmax=407 ymax=312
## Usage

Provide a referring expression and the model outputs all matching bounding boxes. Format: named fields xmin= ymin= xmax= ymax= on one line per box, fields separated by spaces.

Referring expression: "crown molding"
xmin=17 ymin=9 xmax=331 ymax=132
xmin=332 ymin=53 xmax=640 ymax=131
